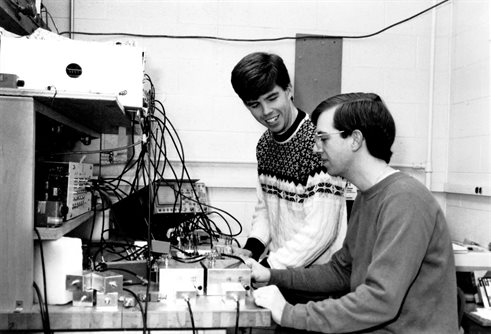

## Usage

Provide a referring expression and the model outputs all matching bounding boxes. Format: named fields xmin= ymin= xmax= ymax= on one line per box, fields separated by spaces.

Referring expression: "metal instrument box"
xmin=158 ymin=259 xmax=204 ymax=302
xmin=90 ymin=271 xmax=124 ymax=294
xmin=72 ymin=289 xmax=95 ymax=307
xmin=96 ymin=291 xmax=119 ymax=310
xmin=221 ymin=282 xmax=247 ymax=304
xmin=154 ymin=180 xmax=208 ymax=214
xmin=66 ymin=273 xmax=85 ymax=291
xmin=201 ymin=258 xmax=251 ymax=296
xmin=35 ymin=161 xmax=93 ymax=224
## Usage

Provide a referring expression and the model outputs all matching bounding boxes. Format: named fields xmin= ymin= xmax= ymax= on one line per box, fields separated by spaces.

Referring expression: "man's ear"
xmin=351 ymin=130 xmax=364 ymax=151
xmin=286 ymin=84 xmax=293 ymax=100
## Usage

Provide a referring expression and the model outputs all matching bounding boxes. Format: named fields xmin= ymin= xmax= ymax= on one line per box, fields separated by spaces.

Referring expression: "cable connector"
xmin=222 ymin=282 xmax=246 ymax=305
xmin=136 ymin=275 xmax=148 ymax=285
xmin=141 ymin=106 xmax=149 ymax=117
xmin=176 ymin=290 xmax=198 ymax=302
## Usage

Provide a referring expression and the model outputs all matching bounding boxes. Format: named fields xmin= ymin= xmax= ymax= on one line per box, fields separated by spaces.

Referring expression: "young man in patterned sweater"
xmin=230 ymin=52 xmax=347 ymax=270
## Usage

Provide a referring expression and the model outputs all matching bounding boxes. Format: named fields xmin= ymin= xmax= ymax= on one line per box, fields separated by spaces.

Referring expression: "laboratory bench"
xmin=1 ymin=294 xmax=270 ymax=332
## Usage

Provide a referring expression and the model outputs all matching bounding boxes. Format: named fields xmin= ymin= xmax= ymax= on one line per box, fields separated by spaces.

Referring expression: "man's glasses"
xmin=314 ymin=131 xmax=345 ymax=144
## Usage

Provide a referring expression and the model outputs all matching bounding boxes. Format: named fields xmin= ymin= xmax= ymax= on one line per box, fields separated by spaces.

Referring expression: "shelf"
xmin=455 ymin=252 xmax=491 ymax=272
xmin=33 ymin=210 xmax=94 ymax=241
xmin=444 ymin=183 xmax=490 ymax=197
xmin=1 ymin=91 xmax=131 ymax=313
xmin=0 ymin=88 xmax=132 ymax=134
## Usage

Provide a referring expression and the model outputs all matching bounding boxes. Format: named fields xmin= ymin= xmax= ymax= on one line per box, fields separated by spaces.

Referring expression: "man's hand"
xmin=253 ymin=285 xmax=287 ymax=325
xmin=244 ymin=258 xmax=271 ymax=283
xmin=230 ymin=246 xmax=252 ymax=258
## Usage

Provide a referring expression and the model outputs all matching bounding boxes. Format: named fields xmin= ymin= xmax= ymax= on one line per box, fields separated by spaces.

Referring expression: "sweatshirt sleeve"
xmin=269 ymin=245 xmax=352 ymax=294
xmin=272 ymin=190 xmax=440 ymax=333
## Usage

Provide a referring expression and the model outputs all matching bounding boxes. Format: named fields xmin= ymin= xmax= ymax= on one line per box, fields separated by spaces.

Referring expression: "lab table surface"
xmin=465 ymin=303 xmax=491 ymax=327
xmin=1 ymin=295 xmax=271 ymax=331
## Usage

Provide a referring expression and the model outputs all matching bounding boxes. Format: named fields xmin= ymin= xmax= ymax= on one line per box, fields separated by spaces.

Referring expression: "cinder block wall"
xmin=444 ymin=0 xmax=490 ymax=247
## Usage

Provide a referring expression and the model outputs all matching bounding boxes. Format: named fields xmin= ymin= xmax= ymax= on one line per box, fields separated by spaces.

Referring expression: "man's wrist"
xmin=243 ymin=237 xmax=265 ymax=261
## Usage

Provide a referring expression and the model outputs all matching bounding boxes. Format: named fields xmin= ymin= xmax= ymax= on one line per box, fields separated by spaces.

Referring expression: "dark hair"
xmin=311 ymin=93 xmax=396 ymax=163
xmin=231 ymin=52 xmax=291 ymax=102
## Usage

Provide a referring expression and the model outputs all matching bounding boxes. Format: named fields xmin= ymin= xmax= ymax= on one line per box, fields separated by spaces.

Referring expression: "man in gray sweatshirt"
xmin=248 ymin=92 xmax=458 ymax=334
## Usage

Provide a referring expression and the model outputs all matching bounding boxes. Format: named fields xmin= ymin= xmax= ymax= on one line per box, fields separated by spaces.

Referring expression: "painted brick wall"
xmin=444 ymin=0 xmax=491 ymax=246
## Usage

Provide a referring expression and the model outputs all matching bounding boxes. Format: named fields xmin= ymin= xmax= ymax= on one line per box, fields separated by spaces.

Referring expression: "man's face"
xmin=244 ymin=85 xmax=294 ymax=134
xmin=313 ymin=107 xmax=351 ymax=177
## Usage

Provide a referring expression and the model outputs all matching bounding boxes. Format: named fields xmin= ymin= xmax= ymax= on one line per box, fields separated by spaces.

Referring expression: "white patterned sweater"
xmin=250 ymin=111 xmax=347 ymax=269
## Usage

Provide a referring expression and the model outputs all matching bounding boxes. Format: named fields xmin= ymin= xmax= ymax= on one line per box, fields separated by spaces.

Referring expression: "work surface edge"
xmin=1 ymin=296 xmax=271 ymax=331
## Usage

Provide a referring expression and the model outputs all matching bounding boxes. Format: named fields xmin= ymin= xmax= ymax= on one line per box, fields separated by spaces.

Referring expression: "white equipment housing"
xmin=0 ymin=35 xmax=144 ymax=109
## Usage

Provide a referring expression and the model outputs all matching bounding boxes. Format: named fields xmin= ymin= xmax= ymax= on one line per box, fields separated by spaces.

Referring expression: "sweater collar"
xmin=360 ymin=171 xmax=401 ymax=199
xmin=271 ymin=109 xmax=306 ymax=142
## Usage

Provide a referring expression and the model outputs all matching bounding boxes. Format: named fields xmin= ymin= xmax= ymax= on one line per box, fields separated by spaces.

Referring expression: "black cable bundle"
xmin=33 ymin=72 xmax=249 ymax=332
xmin=185 ymin=297 xmax=197 ymax=334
